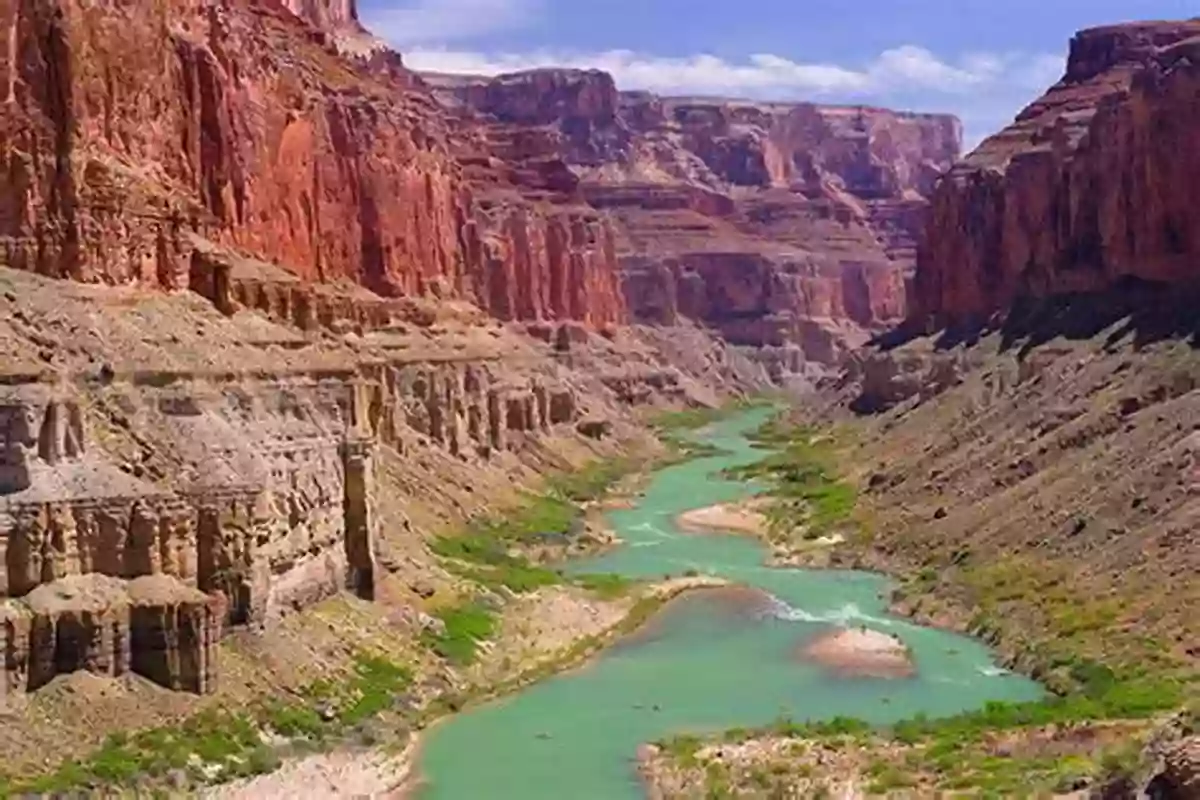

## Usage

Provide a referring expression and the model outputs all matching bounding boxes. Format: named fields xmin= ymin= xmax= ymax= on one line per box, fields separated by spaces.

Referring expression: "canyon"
xmin=0 ymin=0 xmax=770 ymax=760
xmin=3 ymin=0 xmax=1199 ymax=794
xmin=425 ymin=69 xmax=960 ymax=381
xmin=641 ymin=17 xmax=1200 ymax=798
xmin=2 ymin=0 xmax=958 ymax=381
xmin=0 ymin=0 xmax=954 ymax=719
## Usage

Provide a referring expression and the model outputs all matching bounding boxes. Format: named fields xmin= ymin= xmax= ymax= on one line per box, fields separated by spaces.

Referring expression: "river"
xmin=415 ymin=407 xmax=1043 ymax=799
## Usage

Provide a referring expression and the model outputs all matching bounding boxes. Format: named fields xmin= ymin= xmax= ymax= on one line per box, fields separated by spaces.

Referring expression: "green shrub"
xmin=0 ymin=647 xmax=417 ymax=796
xmin=423 ymin=601 xmax=498 ymax=665
xmin=573 ymin=572 xmax=635 ymax=599
xmin=723 ymin=422 xmax=857 ymax=540
xmin=340 ymin=654 xmax=413 ymax=724
xmin=430 ymin=458 xmax=641 ymax=593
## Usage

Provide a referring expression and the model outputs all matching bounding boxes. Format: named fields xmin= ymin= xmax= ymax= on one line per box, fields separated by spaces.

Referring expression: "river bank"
xmin=71 ymin=403 xmax=1069 ymax=800
xmin=198 ymin=404 xmax=764 ymax=799
xmin=231 ymin=404 xmax=791 ymax=800
xmin=411 ymin=407 xmax=1042 ymax=799
xmin=637 ymin=405 xmax=1199 ymax=797
xmin=0 ymin=395 xmax=744 ymax=797
xmin=209 ymin=576 xmax=733 ymax=799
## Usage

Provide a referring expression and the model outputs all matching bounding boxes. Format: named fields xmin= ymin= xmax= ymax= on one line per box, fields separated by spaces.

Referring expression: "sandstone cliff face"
xmin=428 ymin=72 xmax=626 ymax=328
xmin=427 ymin=69 xmax=960 ymax=374
xmin=2 ymin=0 xmax=455 ymax=294
xmin=912 ymin=20 xmax=1200 ymax=326
xmin=461 ymin=201 xmax=623 ymax=328
xmin=0 ymin=0 xmax=622 ymax=327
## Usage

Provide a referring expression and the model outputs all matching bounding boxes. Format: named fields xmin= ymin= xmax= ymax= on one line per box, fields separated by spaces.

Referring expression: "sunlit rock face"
xmin=911 ymin=20 xmax=1200 ymax=327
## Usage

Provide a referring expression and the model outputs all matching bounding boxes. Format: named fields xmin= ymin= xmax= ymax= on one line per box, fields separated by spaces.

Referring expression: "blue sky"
xmin=359 ymin=0 xmax=1196 ymax=148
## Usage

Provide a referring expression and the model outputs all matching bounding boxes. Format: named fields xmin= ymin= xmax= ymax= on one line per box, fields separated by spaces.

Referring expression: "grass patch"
xmin=430 ymin=493 xmax=573 ymax=593
xmin=0 ymin=652 xmax=413 ymax=797
xmin=648 ymin=397 xmax=775 ymax=461
xmin=422 ymin=600 xmax=498 ymax=666
xmin=661 ymin=710 xmax=1162 ymax=797
xmin=547 ymin=458 xmax=632 ymax=503
xmin=430 ymin=457 xmax=640 ymax=593
xmin=337 ymin=655 xmax=414 ymax=725
xmin=941 ymin=554 xmax=1195 ymax=698
xmin=572 ymin=572 xmax=636 ymax=599
xmin=0 ymin=711 xmax=273 ymax=796
xmin=450 ymin=561 xmax=562 ymax=594
xmin=649 ymin=407 xmax=730 ymax=432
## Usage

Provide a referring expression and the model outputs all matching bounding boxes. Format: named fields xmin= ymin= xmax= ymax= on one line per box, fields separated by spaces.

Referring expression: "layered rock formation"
xmin=911 ymin=19 xmax=1200 ymax=326
xmin=280 ymin=0 xmax=360 ymax=32
xmin=0 ymin=390 xmax=226 ymax=699
xmin=426 ymin=69 xmax=960 ymax=378
xmin=0 ymin=0 xmax=621 ymax=327
xmin=0 ymin=0 xmax=771 ymax=705
xmin=0 ymin=254 xmax=694 ymax=702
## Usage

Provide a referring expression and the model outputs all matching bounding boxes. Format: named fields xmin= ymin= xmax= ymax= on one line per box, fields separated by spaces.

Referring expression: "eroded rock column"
xmin=341 ymin=439 xmax=377 ymax=601
xmin=0 ymin=605 xmax=31 ymax=707
xmin=128 ymin=576 xmax=219 ymax=695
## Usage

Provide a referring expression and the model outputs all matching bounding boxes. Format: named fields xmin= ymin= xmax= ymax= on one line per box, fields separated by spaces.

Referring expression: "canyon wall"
xmin=0 ymin=0 xmax=948 ymax=711
xmin=426 ymin=69 xmax=961 ymax=378
xmin=911 ymin=20 xmax=1200 ymax=326
xmin=0 ymin=0 xmax=773 ymax=704
xmin=0 ymin=0 xmax=622 ymax=327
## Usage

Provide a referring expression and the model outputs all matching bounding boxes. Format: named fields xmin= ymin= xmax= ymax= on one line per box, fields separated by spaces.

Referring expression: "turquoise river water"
xmin=416 ymin=408 xmax=1043 ymax=799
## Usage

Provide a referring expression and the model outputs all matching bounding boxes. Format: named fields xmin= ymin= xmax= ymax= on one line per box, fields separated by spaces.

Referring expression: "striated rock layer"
xmin=912 ymin=19 xmax=1200 ymax=326
xmin=0 ymin=258 xmax=762 ymax=703
xmin=0 ymin=0 xmax=622 ymax=327
xmin=426 ymin=69 xmax=961 ymax=378
xmin=0 ymin=0 xmax=773 ymax=704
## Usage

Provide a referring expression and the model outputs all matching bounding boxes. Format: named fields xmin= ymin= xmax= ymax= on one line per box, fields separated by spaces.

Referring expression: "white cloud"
xmin=361 ymin=4 xmax=1066 ymax=150
xmin=366 ymin=0 xmax=542 ymax=46
xmin=401 ymin=45 xmax=1061 ymax=101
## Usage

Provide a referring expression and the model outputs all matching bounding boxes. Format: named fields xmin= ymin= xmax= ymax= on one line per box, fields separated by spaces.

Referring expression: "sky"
xmin=358 ymin=0 xmax=1197 ymax=149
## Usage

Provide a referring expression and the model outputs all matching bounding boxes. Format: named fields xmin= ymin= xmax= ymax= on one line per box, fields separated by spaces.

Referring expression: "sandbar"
xmin=675 ymin=498 xmax=769 ymax=536
xmin=797 ymin=626 xmax=914 ymax=679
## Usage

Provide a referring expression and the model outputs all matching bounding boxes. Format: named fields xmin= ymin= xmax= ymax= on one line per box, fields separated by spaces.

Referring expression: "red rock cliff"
xmin=0 ymin=0 xmax=622 ymax=327
xmin=426 ymin=69 xmax=625 ymax=327
xmin=912 ymin=19 xmax=1200 ymax=326
xmin=428 ymin=68 xmax=959 ymax=372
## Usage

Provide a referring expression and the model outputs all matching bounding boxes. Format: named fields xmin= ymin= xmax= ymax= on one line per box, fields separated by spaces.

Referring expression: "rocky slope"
xmin=912 ymin=19 xmax=1200 ymax=327
xmin=424 ymin=69 xmax=960 ymax=381
xmin=719 ymin=18 xmax=1200 ymax=798
xmin=0 ymin=246 xmax=765 ymax=778
xmin=738 ymin=301 xmax=1200 ymax=797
